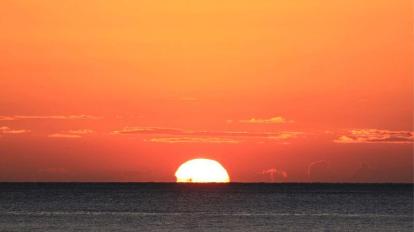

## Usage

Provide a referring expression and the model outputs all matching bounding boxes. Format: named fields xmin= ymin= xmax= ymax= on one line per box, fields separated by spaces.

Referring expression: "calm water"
xmin=0 ymin=183 xmax=412 ymax=231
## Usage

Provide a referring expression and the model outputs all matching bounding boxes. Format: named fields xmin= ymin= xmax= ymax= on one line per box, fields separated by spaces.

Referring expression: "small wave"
xmin=1 ymin=211 xmax=183 ymax=216
xmin=1 ymin=211 xmax=411 ymax=218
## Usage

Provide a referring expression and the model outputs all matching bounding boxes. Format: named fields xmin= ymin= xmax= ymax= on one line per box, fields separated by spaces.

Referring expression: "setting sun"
xmin=175 ymin=158 xmax=230 ymax=183
xmin=0 ymin=1 xmax=412 ymax=231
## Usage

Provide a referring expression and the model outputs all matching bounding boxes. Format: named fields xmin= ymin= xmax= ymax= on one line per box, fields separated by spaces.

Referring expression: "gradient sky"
xmin=0 ymin=0 xmax=412 ymax=182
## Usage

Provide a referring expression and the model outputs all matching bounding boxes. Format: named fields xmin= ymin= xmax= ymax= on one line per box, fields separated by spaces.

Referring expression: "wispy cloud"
xmin=113 ymin=127 xmax=301 ymax=142
xmin=48 ymin=133 xmax=82 ymax=139
xmin=334 ymin=129 xmax=413 ymax=144
xmin=308 ymin=160 xmax=335 ymax=182
xmin=147 ymin=137 xmax=240 ymax=144
xmin=262 ymin=168 xmax=288 ymax=182
xmin=0 ymin=126 xmax=30 ymax=134
xmin=48 ymin=129 xmax=94 ymax=139
xmin=239 ymin=116 xmax=292 ymax=124
xmin=67 ymin=129 xmax=94 ymax=135
xmin=114 ymin=127 xmax=184 ymax=135
xmin=267 ymin=133 xmax=298 ymax=140
xmin=0 ymin=115 xmax=100 ymax=121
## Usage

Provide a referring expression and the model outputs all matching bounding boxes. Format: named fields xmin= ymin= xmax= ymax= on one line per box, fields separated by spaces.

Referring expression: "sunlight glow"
xmin=175 ymin=158 xmax=230 ymax=183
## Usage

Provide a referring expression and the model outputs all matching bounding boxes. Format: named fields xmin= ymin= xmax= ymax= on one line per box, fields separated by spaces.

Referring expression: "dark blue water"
xmin=0 ymin=183 xmax=412 ymax=231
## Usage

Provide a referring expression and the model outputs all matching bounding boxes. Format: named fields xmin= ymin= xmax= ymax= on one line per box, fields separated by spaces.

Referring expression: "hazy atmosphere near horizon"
xmin=1 ymin=1 xmax=413 ymax=231
xmin=0 ymin=0 xmax=412 ymax=183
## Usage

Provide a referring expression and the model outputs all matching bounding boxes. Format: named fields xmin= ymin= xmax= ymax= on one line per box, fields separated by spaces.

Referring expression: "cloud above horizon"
xmin=238 ymin=116 xmax=292 ymax=124
xmin=147 ymin=137 xmax=240 ymax=144
xmin=350 ymin=163 xmax=380 ymax=182
xmin=48 ymin=133 xmax=82 ymax=139
xmin=0 ymin=115 xmax=100 ymax=121
xmin=0 ymin=126 xmax=30 ymax=135
xmin=262 ymin=168 xmax=288 ymax=182
xmin=334 ymin=129 xmax=414 ymax=144
xmin=308 ymin=160 xmax=335 ymax=182
xmin=113 ymin=127 xmax=301 ymax=143
xmin=67 ymin=129 xmax=94 ymax=135
xmin=48 ymin=129 xmax=94 ymax=139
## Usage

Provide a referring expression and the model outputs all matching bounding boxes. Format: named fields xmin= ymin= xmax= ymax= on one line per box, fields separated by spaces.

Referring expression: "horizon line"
xmin=0 ymin=181 xmax=412 ymax=185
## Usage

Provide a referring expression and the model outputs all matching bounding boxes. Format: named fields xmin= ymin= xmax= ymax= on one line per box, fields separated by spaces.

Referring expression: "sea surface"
xmin=0 ymin=183 xmax=412 ymax=232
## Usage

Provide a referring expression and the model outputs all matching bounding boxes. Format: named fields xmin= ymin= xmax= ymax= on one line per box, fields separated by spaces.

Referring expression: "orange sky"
xmin=0 ymin=0 xmax=412 ymax=182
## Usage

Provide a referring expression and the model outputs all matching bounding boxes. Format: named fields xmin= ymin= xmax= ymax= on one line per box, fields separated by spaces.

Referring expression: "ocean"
xmin=0 ymin=183 xmax=412 ymax=231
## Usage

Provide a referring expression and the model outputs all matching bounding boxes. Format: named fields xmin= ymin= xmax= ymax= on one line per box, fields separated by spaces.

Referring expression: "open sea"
xmin=0 ymin=183 xmax=412 ymax=232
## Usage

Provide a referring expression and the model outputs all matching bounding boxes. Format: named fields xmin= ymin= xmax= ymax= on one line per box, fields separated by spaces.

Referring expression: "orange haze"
xmin=0 ymin=0 xmax=412 ymax=182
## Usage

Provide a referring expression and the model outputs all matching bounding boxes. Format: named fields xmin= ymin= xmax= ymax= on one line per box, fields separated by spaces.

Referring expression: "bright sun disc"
xmin=175 ymin=158 xmax=230 ymax=183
